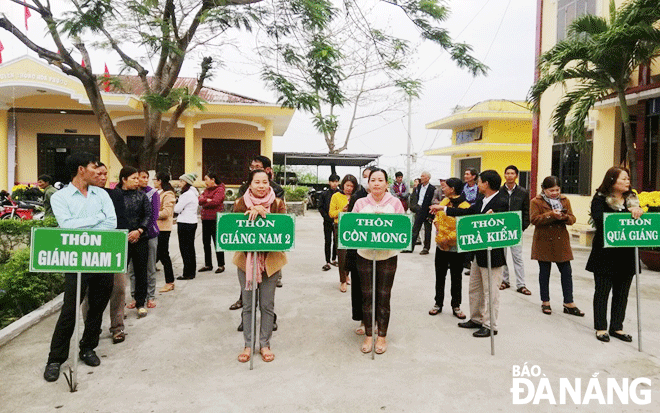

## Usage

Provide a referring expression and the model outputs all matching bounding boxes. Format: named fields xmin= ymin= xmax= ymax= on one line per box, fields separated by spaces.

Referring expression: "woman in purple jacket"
xmin=198 ymin=172 xmax=226 ymax=273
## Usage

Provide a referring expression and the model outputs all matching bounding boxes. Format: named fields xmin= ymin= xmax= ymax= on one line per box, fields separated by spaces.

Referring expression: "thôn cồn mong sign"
xmin=455 ymin=211 xmax=522 ymax=253
xmin=338 ymin=213 xmax=412 ymax=250
xmin=603 ymin=213 xmax=660 ymax=248
xmin=215 ymin=213 xmax=295 ymax=252
xmin=29 ymin=228 xmax=128 ymax=273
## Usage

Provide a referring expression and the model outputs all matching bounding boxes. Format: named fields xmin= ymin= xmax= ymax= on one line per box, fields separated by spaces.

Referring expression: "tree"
xmin=529 ymin=0 xmax=660 ymax=188
xmin=1 ymin=0 xmax=485 ymax=168
xmin=261 ymin=1 xmax=488 ymax=154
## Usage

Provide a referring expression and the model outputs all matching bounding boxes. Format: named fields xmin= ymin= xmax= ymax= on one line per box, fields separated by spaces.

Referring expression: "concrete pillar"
xmin=184 ymin=116 xmax=195 ymax=175
xmin=99 ymin=128 xmax=111 ymax=167
xmin=0 ymin=110 xmax=8 ymax=191
xmin=263 ymin=119 xmax=273 ymax=161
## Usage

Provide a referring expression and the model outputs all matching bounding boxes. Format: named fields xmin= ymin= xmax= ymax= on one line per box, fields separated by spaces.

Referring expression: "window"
xmin=551 ymin=132 xmax=593 ymax=195
xmin=557 ymin=0 xmax=596 ymax=42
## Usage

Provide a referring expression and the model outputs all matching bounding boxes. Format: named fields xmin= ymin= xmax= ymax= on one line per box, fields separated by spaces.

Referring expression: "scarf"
xmin=541 ymin=193 xmax=563 ymax=211
xmin=243 ymin=186 xmax=276 ymax=290
xmin=448 ymin=194 xmax=466 ymax=208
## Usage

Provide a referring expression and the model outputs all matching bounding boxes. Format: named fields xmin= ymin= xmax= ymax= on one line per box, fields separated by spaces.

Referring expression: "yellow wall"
xmin=485 ymin=120 xmax=532 ymax=144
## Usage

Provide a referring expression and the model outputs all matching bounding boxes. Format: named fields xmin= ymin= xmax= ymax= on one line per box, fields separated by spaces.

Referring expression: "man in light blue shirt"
xmin=44 ymin=152 xmax=117 ymax=383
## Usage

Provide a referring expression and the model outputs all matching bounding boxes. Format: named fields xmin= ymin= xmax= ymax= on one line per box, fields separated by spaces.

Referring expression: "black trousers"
xmin=157 ymin=230 xmax=174 ymax=284
xmin=177 ymin=222 xmax=197 ymax=278
xmin=128 ymin=237 xmax=149 ymax=307
xmin=434 ymin=248 xmax=464 ymax=309
xmin=323 ymin=220 xmax=337 ymax=263
xmin=411 ymin=213 xmax=432 ymax=251
xmin=593 ymin=271 xmax=634 ymax=332
xmin=346 ymin=249 xmax=363 ymax=321
xmin=202 ymin=219 xmax=225 ymax=267
xmin=48 ymin=273 xmax=113 ymax=364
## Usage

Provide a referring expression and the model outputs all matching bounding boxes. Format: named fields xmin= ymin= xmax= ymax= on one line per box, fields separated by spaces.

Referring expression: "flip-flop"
xmin=147 ymin=300 xmax=156 ymax=308
xmin=237 ymin=349 xmax=251 ymax=363
xmin=361 ymin=339 xmax=373 ymax=353
xmin=375 ymin=340 xmax=387 ymax=354
xmin=517 ymin=286 xmax=532 ymax=295
xmin=340 ymin=283 xmax=347 ymax=293
xmin=355 ymin=325 xmax=365 ymax=335
xmin=260 ymin=348 xmax=275 ymax=362
xmin=126 ymin=301 xmax=136 ymax=309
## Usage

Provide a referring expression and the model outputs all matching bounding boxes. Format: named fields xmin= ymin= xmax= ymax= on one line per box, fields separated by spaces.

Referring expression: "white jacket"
xmin=174 ymin=186 xmax=199 ymax=224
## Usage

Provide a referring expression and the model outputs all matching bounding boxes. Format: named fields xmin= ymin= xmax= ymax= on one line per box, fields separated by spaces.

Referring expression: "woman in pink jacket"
xmin=198 ymin=172 xmax=226 ymax=273
xmin=353 ymin=168 xmax=405 ymax=355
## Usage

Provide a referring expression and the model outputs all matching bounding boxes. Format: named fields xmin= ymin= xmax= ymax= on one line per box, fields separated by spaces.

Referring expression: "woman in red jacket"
xmin=198 ymin=172 xmax=226 ymax=273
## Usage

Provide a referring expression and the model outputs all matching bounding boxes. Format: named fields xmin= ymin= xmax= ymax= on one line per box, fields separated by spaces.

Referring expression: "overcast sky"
xmin=1 ymin=0 xmax=536 ymax=181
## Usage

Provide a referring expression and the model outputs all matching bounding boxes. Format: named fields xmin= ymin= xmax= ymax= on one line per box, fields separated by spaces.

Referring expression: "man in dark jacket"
xmin=318 ymin=174 xmax=340 ymax=271
xmin=498 ymin=165 xmax=531 ymax=295
xmin=237 ymin=155 xmax=284 ymax=199
xmin=441 ymin=170 xmax=508 ymax=338
xmin=406 ymin=171 xmax=435 ymax=254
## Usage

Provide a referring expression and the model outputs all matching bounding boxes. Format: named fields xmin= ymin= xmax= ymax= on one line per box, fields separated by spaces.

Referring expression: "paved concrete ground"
xmin=1 ymin=211 xmax=659 ymax=412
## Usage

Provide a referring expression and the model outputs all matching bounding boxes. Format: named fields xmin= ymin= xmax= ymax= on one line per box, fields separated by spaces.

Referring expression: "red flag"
xmin=0 ymin=40 xmax=4 ymax=64
xmin=103 ymin=63 xmax=110 ymax=92
xmin=25 ymin=6 xmax=31 ymax=31
xmin=81 ymin=58 xmax=86 ymax=68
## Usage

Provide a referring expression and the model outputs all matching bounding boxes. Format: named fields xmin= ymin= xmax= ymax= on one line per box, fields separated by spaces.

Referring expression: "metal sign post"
xmin=635 ymin=247 xmax=642 ymax=352
xmin=602 ymin=212 xmax=660 ymax=352
xmin=29 ymin=228 xmax=128 ymax=392
xmin=486 ymin=248 xmax=495 ymax=356
xmin=372 ymin=257 xmax=376 ymax=360
xmin=455 ymin=211 xmax=522 ymax=356
xmin=250 ymin=253 xmax=258 ymax=371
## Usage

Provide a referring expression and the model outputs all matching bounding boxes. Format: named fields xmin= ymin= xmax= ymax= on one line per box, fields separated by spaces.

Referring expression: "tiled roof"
xmin=104 ymin=75 xmax=266 ymax=104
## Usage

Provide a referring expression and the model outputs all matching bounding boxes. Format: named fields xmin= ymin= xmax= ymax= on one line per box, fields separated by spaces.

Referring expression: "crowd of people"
xmin=39 ymin=150 xmax=646 ymax=381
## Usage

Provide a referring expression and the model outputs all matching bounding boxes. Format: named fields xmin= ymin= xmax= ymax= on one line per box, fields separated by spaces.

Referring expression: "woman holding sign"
xmin=587 ymin=167 xmax=644 ymax=343
xmin=234 ymin=169 xmax=287 ymax=363
xmin=530 ymin=176 xmax=583 ymax=317
xmin=353 ymin=168 xmax=405 ymax=354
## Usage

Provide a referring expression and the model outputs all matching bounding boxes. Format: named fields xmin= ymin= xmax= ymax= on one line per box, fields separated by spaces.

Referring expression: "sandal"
xmin=215 ymin=266 xmax=225 ymax=274
xmin=563 ymin=305 xmax=585 ymax=317
xmin=355 ymin=324 xmax=365 ymax=335
xmin=375 ymin=337 xmax=387 ymax=354
xmin=452 ymin=307 xmax=467 ymax=319
xmin=499 ymin=281 xmax=510 ymax=290
xmin=126 ymin=300 xmax=136 ymax=309
xmin=112 ymin=331 xmax=125 ymax=344
xmin=330 ymin=260 xmax=338 ymax=267
xmin=322 ymin=264 xmax=331 ymax=271
xmin=198 ymin=266 xmax=213 ymax=272
xmin=346 ymin=277 xmax=351 ymax=285
xmin=147 ymin=299 xmax=156 ymax=308
xmin=229 ymin=299 xmax=243 ymax=310
xmin=517 ymin=286 xmax=532 ymax=295
xmin=159 ymin=283 xmax=174 ymax=293
xmin=428 ymin=305 xmax=441 ymax=316
xmin=339 ymin=283 xmax=347 ymax=293
xmin=238 ymin=348 xmax=251 ymax=363
xmin=541 ymin=304 xmax=552 ymax=315
xmin=260 ymin=347 xmax=275 ymax=362
xmin=361 ymin=337 xmax=373 ymax=353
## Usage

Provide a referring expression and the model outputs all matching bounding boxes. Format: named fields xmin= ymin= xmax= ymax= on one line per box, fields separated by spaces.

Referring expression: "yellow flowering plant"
xmin=636 ymin=190 xmax=660 ymax=213
xmin=10 ymin=184 xmax=42 ymax=202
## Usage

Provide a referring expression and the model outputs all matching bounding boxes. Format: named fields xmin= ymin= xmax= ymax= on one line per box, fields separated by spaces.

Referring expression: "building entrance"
xmin=37 ymin=134 xmax=100 ymax=184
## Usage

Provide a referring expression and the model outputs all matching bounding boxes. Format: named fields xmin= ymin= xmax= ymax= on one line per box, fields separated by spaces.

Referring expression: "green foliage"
xmin=0 ymin=218 xmax=58 ymax=264
xmin=0 ymin=248 xmax=65 ymax=329
xmin=284 ymin=185 xmax=310 ymax=202
xmin=141 ymin=88 xmax=208 ymax=113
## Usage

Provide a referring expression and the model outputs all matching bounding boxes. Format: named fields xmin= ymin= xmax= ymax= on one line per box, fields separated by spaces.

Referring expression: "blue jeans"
xmin=538 ymin=261 xmax=573 ymax=303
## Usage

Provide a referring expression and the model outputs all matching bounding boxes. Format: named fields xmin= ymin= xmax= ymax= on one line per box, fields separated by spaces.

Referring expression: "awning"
xmin=273 ymin=152 xmax=381 ymax=167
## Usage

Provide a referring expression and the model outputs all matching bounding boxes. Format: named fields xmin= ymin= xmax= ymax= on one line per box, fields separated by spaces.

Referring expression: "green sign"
xmin=30 ymin=228 xmax=128 ymax=273
xmin=456 ymin=211 xmax=522 ymax=253
xmin=603 ymin=212 xmax=660 ymax=248
xmin=338 ymin=213 xmax=412 ymax=250
xmin=216 ymin=213 xmax=295 ymax=252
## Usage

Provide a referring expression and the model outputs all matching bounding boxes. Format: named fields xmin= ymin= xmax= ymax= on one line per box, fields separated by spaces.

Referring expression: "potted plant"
xmin=284 ymin=185 xmax=310 ymax=216
xmin=637 ymin=191 xmax=660 ymax=271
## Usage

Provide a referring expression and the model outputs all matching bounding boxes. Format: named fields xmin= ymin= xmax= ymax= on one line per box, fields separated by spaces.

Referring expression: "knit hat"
xmin=179 ymin=173 xmax=198 ymax=186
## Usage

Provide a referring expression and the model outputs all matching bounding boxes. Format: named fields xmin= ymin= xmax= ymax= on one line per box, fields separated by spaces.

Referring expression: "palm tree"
xmin=529 ymin=0 xmax=660 ymax=188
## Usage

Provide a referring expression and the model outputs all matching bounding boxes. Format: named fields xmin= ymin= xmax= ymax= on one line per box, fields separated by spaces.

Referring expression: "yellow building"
xmin=0 ymin=56 xmax=295 ymax=190
xmin=534 ymin=0 xmax=660 ymax=232
xmin=424 ymin=100 xmax=532 ymax=185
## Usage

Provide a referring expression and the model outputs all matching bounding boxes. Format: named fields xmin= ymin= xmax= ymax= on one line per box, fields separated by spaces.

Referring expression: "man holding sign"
xmin=43 ymin=152 xmax=117 ymax=382
xmin=438 ymin=170 xmax=508 ymax=338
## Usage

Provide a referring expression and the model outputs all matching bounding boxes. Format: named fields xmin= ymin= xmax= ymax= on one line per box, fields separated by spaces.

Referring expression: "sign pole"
xmin=635 ymin=247 xmax=642 ymax=352
xmin=487 ymin=248 xmax=495 ymax=356
xmin=372 ymin=256 xmax=376 ymax=360
xmin=250 ymin=253 xmax=257 ymax=371
xmin=72 ymin=272 xmax=81 ymax=392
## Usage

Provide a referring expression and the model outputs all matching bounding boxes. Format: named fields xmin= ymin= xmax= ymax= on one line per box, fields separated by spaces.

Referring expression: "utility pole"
xmin=406 ymin=95 xmax=412 ymax=186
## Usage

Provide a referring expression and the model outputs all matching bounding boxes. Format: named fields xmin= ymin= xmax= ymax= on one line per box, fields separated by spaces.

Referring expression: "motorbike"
xmin=0 ymin=192 xmax=42 ymax=220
